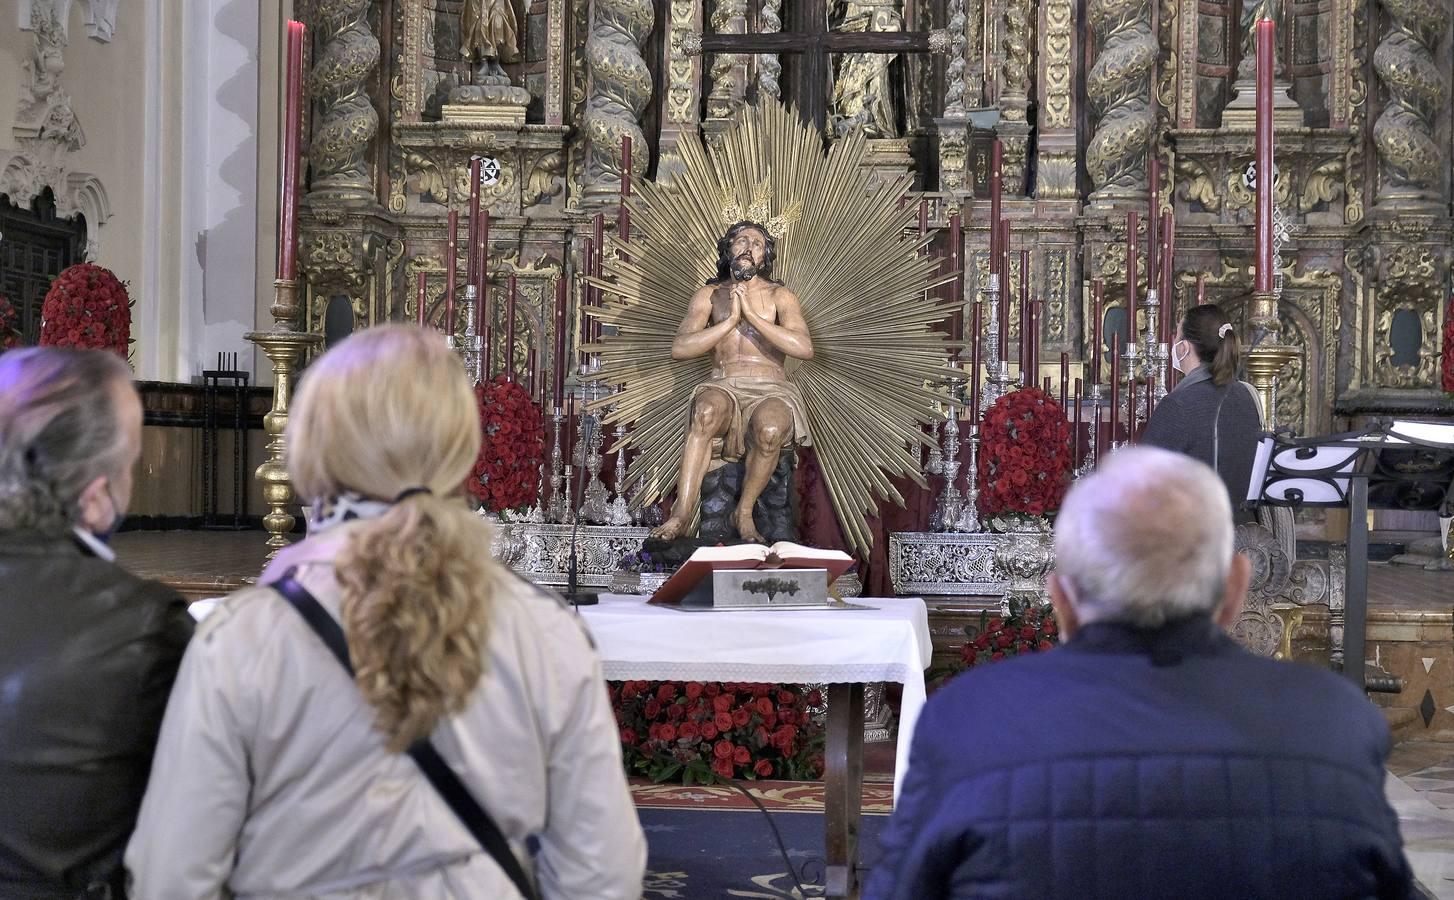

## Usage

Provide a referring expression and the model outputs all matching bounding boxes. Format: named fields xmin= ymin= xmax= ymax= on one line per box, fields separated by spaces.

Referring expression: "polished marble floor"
xmin=1388 ymin=742 xmax=1454 ymax=898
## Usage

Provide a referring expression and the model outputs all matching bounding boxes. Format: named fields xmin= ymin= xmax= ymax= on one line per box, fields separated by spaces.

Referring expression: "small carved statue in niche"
xmin=1238 ymin=0 xmax=1286 ymax=77
xmin=461 ymin=0 xmax=521 ymax=80
xmin=829 ymin=0 xmax=905 ymax=138
xmin=17 ymin=7 xmax=83 ymax=149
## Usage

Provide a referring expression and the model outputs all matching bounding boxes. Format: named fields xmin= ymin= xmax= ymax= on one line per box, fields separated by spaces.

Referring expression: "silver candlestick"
xmin=548 ymin=407 xmax=567 ymax=522
xmin=608 ymin=421 xmax=631 ymax=526
xmin=1123 ymin=340 xmax=1145 ymax=426
xmin=1079 ymin=382 xmax=1104 ymax=477
xmin=953 ymin=423 xmax=983 ymax=532
xmin=939 ymin=386 xmax=964 ymax=531
xmin=455 ymin=285 xmax=484 ymax=383
xmin=561 ymin=463 xmax=575 ymax=525
xmin=981 ymin=275 xmax=1014 ymax=409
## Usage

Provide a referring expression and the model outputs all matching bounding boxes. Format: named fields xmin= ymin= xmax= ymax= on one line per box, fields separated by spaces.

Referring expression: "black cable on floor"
xmin=647 ymin=751 xmax=813 ymax=897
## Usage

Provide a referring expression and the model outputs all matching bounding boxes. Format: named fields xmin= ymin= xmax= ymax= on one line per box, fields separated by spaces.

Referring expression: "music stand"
xmin=1247 ymin=419 xmax=1454 ymax=690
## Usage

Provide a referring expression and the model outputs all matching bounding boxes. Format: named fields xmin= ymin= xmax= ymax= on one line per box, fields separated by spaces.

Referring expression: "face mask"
xmin=92 ymin=482 xmax=125 ymax=544
xmin=1171 ymin=340 xmax=1192 ymax=374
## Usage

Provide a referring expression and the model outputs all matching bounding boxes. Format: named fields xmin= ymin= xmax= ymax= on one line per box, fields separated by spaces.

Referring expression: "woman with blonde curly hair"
xmin=125 ymin=324 xmax=645 ymax=899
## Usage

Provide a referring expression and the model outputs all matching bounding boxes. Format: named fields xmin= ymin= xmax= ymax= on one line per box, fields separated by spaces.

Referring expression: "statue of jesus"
xmin=651 ymin=221 xmax=814 ymax=543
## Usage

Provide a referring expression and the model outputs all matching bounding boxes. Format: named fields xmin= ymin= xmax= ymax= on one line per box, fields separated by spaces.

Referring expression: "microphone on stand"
xmin=565 ymin=411 xmax=598 ymax=607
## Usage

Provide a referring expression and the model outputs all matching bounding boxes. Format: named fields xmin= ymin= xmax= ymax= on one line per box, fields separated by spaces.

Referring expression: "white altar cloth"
xmin=578 ymin=594 xmax=932 ymax=799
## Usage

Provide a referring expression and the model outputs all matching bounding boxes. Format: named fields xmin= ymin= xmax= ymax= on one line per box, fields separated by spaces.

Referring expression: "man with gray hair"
xmin=866 ymin=447 xmax=1410 ymax=899
xmin=0 ymin=347 xmax=194 ymax=899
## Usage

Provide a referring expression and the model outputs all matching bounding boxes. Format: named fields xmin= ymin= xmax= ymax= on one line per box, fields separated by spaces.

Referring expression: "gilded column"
xmin=1034 ymin=0 xmax=1077 ymax=199
xmin=582 ymin=0 xmax=654 ymax=206
xmin=309 ymin=0 xmax=380 ymax=205
xmin=757 ymin=0 xmax=784 ymax=100
xmin=1372 ymin=0 xmax=1445 ymax=208
xmin=1086 ymin=0 xmax=1156 ymax=205
xmin=706 ymin=0 xmax=749 ymax=121
xmin=997 ymin=0 xmax=1034 ymax=193
xmin=658 ymin=0 xmax=704 ymax=181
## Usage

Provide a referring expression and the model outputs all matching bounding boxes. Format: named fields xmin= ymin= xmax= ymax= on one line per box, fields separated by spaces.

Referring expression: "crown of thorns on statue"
xmin=720 ymin=181 xmax=803 ymax=240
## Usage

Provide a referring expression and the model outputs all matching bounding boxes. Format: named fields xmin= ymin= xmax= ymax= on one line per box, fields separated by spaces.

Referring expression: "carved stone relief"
xmin=1372 ymin=0 xmax=1445 ymax=206
xmin=1086 ymin=0 xmax=1155 ymax=204
xmin=580 ymin=0 xmax=652 ymax=205
xmin=309 ymin=0 xmax=382 ymax=205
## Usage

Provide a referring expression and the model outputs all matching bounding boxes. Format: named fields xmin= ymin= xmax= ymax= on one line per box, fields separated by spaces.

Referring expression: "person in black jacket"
xmin=0 ymin=347 xmax=193 ymax=900
xmin=865 ymin=447 xmax=1411 ymax=900
xmin=1142 ymin=303 xmax=1263 ymax=521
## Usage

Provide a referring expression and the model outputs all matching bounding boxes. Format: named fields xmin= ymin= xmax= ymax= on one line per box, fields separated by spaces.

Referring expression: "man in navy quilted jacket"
xmin=866 ymin=446 xmax=1411 ymax=900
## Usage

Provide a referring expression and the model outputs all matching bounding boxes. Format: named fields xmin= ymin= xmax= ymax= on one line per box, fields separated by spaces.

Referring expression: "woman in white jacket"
xmin=126 ymin=324 xmax=646 ymax=899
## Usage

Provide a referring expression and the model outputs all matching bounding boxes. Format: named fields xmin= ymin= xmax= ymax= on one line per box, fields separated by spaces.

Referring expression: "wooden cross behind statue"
xmin=684 ymin=1 xmax=948 ymax=137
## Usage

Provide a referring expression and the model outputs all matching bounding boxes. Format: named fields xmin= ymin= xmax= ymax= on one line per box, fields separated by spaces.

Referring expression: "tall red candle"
xmin=277 ymin=21 xmax=305 ymax=281
xmin=998 ymin=219 xmax=1011 ymax=361
xmin=505 ymin=275 xmax=518 ymax=382
xmin=477 ymin=211 xmax=491 ymax=297
xmin=444 ymin=210 xmax=458 ymax=324
xmin=526 ymin=348 xmax=536 ymax=397
xmin=619 ymin=136 xmax=632 ymax=248
xmin=481 ymin=284 xmax=493 ymax=381
xmin=445 ymin=281 xmax=458 ymax=337
xmin=1109 ymin=343 xmax=1121 ymax=444
xmin=948 ymin=211 xmax=963 ymax=344
xmin=1255 ymin=17 xmax=1275 ymax=294
xmin=1146 ymin=153 xmax=1160 ymax=296
xmin=465 ymin=156 xmax=482 ymax=289
xmin=969 ymin=301 xmax=982 ymax=424
xmin=989 ymin=139 xmax=1003 ymax=261
xmin=553 ymin=276 xmax=568 ymax=409
xmin=918 ymin=198 xmax=929 ymax=237
xmin=1126 ymin=211 xmax=1139 ymax=333
xmin=1160 ymin=210 xmax=1175 ymax=338
xmin=1059 ymin=352 xmax=1069 ymax=410
xmin=1091 ymin=279 xmax=1105 ymax=384
xmin=1018 ymin=248 xmax=1030 ymax=378
xmin=415 ymin=272 xmax=427 ymax=327
xmin=1072 ymin=377 xmax=1083 ymax=466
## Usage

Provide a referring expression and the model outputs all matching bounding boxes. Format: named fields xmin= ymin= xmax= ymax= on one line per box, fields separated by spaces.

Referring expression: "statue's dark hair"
xmin=708 ymin=221 xmax=778 ymax=285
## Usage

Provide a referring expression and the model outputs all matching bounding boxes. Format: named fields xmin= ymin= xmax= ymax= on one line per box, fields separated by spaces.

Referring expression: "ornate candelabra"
xmin=1122 ymin=340 xmax=1143 ymax=431
xmin=981 ymin=275 xmax=1014 ymax=409
xmin=245 ymin=277 xmax=323 ymax=557
xmin=1143 ymin=288 xmax=1163 ymax=401
xmin=938 ymin=382 xmax=965 ymax=531
xmin=561 ymin=463 xmax=576 ymax=525
xmin=1079 ymin=382 xmax=1104 ymax=476
xmin=548 ymin=407 xmax=567 ymax=522
xmin=579 ymin=362 xmax=610 ymax=524
xmin=455 ymin=285 xmax=485 ymax=382
xmin=608 ymin=421 xmax=632 ymax=526
xmin=953 ymin=422 xmax=983 ymax=532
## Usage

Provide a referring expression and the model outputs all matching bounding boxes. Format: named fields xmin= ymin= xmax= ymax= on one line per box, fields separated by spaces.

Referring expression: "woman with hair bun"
xmin=126 ymin=324 xmax=645 ymax=899
xmin=1142 ymin=303 xmax=1264 ymax=522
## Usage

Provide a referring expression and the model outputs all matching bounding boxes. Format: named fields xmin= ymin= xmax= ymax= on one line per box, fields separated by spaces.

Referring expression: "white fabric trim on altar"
xmin=579 ymin=594 xmax=932 ymax=801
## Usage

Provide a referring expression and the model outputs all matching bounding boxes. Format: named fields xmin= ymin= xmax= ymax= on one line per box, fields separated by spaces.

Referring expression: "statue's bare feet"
xmin=651 ymin=516 xmax=685 ymax=540
xmin=733 ymin=508 xmax=766 ymax=544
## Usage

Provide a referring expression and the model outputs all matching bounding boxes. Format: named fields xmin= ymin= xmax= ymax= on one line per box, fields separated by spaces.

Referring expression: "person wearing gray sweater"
xmin=1142 ymin=304 xmax=1263 ymax=522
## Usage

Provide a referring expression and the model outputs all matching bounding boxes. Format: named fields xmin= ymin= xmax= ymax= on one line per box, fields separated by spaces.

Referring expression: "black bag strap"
xmin=271 ymin=571 xmax=539 ymax=900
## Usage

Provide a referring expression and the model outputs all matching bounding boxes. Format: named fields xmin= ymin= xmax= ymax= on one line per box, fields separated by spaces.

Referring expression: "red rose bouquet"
xmin=1442 ymin=293 xmax=1453 ymax=393
xmin=39 ymin=263 xmax=130 ymax=356
xmin=0 ymin=293 xmax=20 ymax=350
xmin=960 ymin=603 xmax=1060 ymax=670
xmin=470 ymin=374 xmax=546 ymax=512
xmin=976 ymin=387 xmax=1073 ymax=518
xmin=610 ymin=680 xmax=826 ymax=784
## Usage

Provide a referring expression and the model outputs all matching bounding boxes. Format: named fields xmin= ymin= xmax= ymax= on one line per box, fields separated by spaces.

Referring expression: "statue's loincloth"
xmin=691 ymin=375 xmax=811 ymax=462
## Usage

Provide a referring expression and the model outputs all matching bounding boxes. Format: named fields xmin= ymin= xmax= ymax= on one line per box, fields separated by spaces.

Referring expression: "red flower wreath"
xmin=976 ymin=386 xmax=1073 ymax=518
xmin=959 ymin=604 xmax=1061 ymax=670
xmin=39 ymin=263 xmax=131 ymax=357
xmin=1441 ymin=293 xmax=1453 ymax=393
xmin=0 ymin=293 xmax=20 ymax=350
xmin=471 ymin=374 xmax=546 ymax=512
xmin=609 ymin=680 xmax=826 ymax=785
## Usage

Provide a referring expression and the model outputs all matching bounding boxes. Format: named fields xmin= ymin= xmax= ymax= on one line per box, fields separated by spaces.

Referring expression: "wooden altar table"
xmin=580 ymin=594 xmax=931 ymax=899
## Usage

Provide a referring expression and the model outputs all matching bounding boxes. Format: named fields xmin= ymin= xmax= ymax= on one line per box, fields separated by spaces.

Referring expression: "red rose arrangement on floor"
xmin=610 ymin=680 xmax=825 ymax=784
xmin=470 ymin=374 xmax=546 ymax=512
xmin=960 ymin=604 xmax=1059 ymax=670
xmin=0 ymin=293 xmax=20 ymax=350
xmin=1442 ymin=293 xmax=1453 ymax=393
xmin=39 ymin=263 xmax=131 ymax=357
xmin=976 ymin=386 xmax=1073 ymax=518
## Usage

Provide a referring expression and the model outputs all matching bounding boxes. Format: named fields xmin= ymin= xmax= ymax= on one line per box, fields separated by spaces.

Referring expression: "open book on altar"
xmin=648 ymin=542 xmax=855 ymax=606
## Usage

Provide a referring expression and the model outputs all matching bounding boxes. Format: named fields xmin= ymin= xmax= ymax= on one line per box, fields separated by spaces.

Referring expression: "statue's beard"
xmin=730 ymin=254 xmax=758 ymax=281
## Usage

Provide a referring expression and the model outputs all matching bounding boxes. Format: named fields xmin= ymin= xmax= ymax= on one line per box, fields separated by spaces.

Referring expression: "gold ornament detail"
xmin=309 ymin=0 xmax=381 ymax=204
xmin=1085 ymin=0 xmax=1156 ymax=200
xmin=719 ymin=181 xmax=803 ymax=238
xmin=587 ymin=98 xmax=958 ymax=556
xmin=1372 ymin=0 xmax=1446 ymax=204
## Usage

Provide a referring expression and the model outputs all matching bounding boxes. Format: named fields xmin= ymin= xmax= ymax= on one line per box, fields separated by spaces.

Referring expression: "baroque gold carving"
xmin=1345 ymin=2 xmax=1368 ymax=224
xmin=1374 ymin=242 xmax=1443 ymax=388
xmin=582 ymin=0 xmax=653 ymax=203
xmin=1086 ymin=0 xmax=1156 ymax=201
xmin=1372 ymin=0 xmax=1445 ymax=204
xmin=666 ymin=1 xmax=697 ymax=122
xmin=1041 ymin=0 xmax=1072 ymax=129
xmin=943 ymin=0 xmax=970 ymax=116
xmin=1001 ymin=0 xmax=1034 ymax=123
xmin=706 ymin=0 xmax=748 ymax=120
xmin=309 ymin=0 xmax=381 ymax=204
xmin=1174 ymin=155 xmax=1221 ymax=211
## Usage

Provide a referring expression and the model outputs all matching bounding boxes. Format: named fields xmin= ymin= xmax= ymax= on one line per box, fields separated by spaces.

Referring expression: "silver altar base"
xmin=888 ymin=531 xmax=1008 ymax=596
xmin=493 ymin=521 xmax=650 ymax=587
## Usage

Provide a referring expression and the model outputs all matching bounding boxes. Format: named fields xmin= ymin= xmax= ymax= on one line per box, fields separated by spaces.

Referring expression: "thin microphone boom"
xmin=566 ymin=411 xmax=598 ymax=607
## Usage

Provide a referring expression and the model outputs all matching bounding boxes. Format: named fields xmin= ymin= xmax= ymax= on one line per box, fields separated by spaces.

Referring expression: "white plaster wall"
xmin=2 ymin=1 xmax=284 ymax=383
